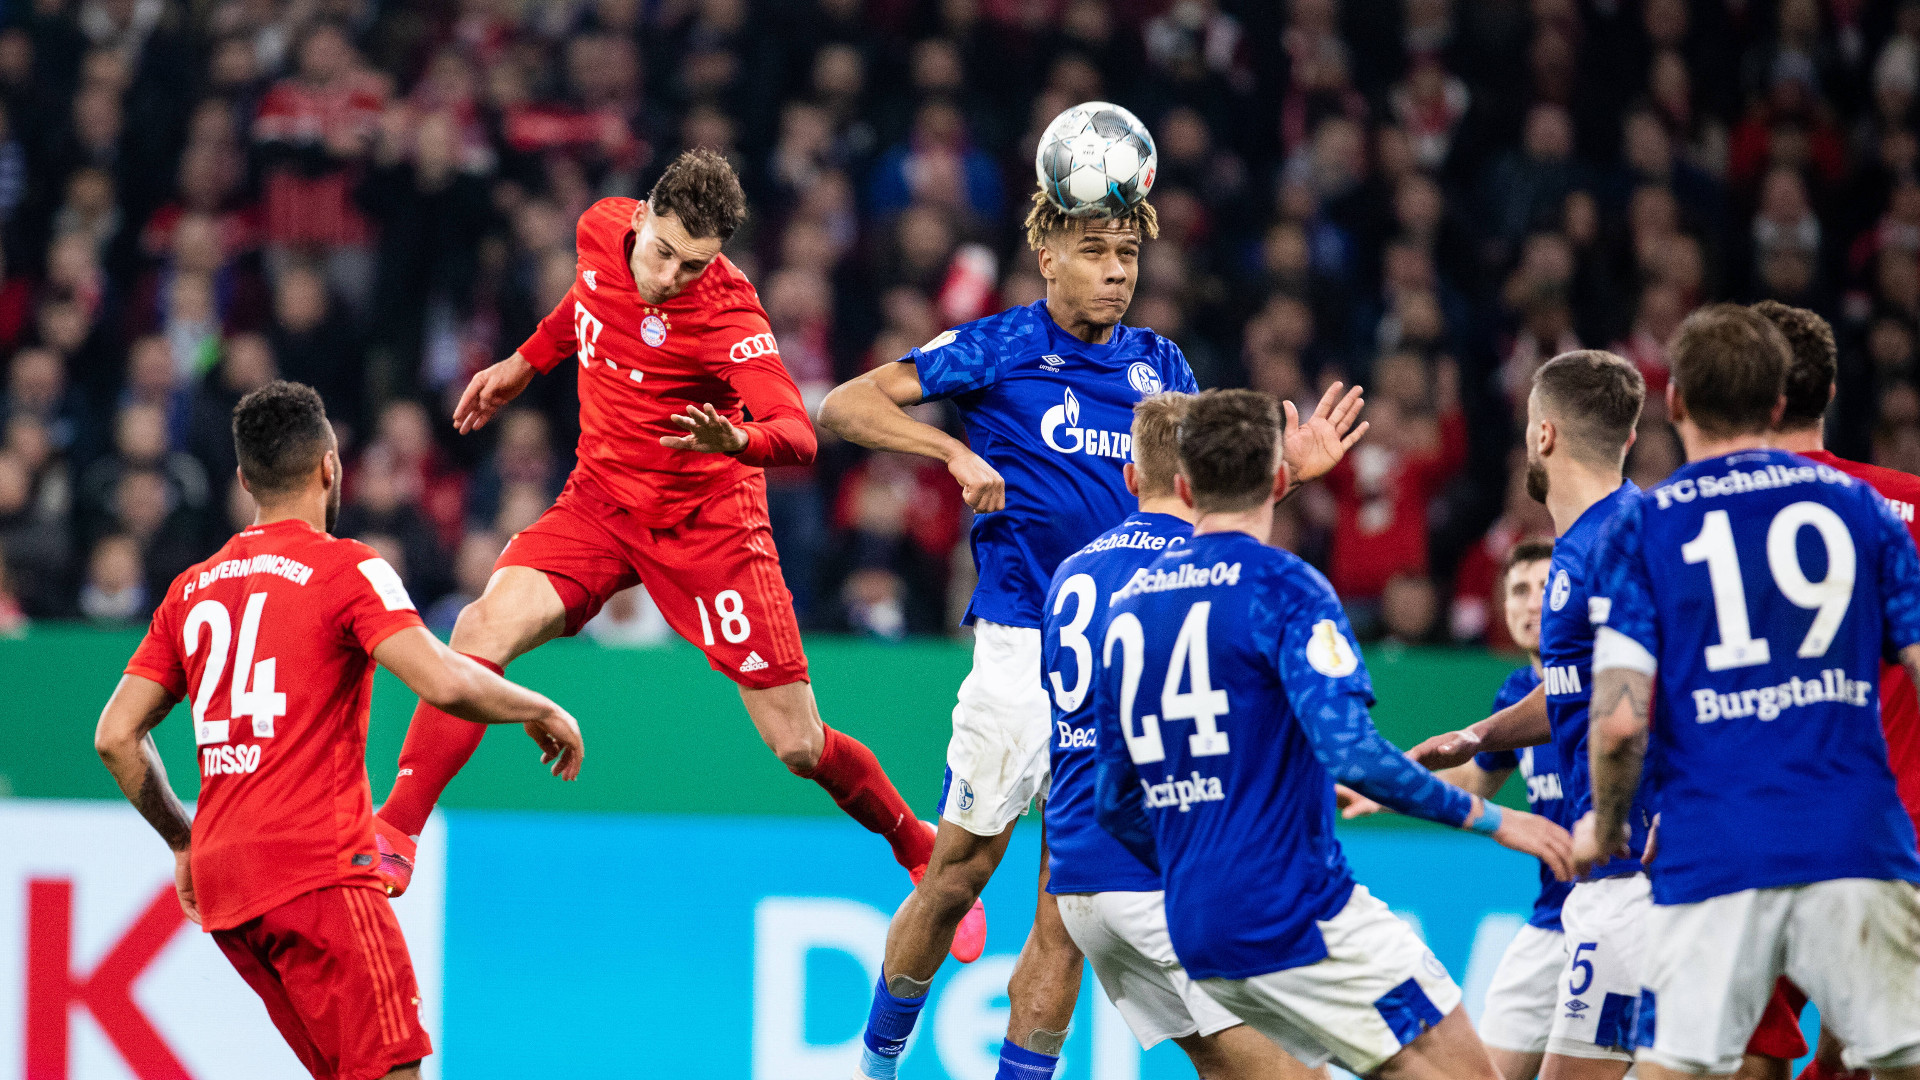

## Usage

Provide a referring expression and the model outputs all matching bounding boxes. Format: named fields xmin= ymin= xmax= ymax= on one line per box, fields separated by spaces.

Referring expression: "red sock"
xmin=805 ymin=725 xmax=933 ymax=871
xmin=378 ymin=653 xmax=503 ymax=838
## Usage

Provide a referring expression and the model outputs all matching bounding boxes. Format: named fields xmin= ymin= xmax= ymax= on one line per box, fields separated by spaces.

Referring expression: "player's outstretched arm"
xmin=1405 ymin=682 xmax=1550 ymax=770
xmin=1280 ymin=381 xmax=1368 ymax=495
xmin=819 ymin=361 xmax=1006 ymax=512
xmin=374 ymin=626 xmax=585 ymax=780
xmin=453 ymin=353 xmax=538 ymax=434
xmin=95 ymin=675 xmax=199 ymax=921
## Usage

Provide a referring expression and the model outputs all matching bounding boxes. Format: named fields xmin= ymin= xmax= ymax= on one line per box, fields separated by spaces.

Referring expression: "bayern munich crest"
xmin=640 ymin=314 xmax=667 ymax=347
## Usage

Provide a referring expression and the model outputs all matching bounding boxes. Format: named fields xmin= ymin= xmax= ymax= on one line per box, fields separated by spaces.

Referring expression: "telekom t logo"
xmin=25 ymin=878 xmax=192 ymax=1079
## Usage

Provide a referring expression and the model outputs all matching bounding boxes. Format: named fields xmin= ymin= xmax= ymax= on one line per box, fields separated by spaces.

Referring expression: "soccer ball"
xmin=1035 ymin=101 xmax=1157 ymax=218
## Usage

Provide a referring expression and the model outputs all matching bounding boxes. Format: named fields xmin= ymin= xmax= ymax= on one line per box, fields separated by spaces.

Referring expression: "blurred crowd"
xmin=3 ymin=0 xmax=1919 ymax=647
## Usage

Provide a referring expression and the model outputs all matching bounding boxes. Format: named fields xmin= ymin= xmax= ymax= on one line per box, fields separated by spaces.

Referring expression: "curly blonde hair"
xmin=1022 ymin=184 xmax=1159 ymax=251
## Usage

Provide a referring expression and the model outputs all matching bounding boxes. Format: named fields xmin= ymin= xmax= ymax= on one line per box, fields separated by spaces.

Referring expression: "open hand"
xmin=523 ymin=707 xmax=585 ymax=781
xmin=1282 ymin=381 xmax=1369 ymax=485
xmin=1570 ymin=811 xmax=1631 ymax=879
xmin=949 ymin=450 xmax=1006 ymax=512
xmin=1493 ymin=807 xmax=1575 ymax=882
xmin=660 ymin=403 xmax=749 ymax=454
xmin=1407 ymin=727 xmax=1483 ymax=771
xmin=173 ymin=848 xmax=201 ymax=924
xmin=454 ymin=355 xmax=537 ymax=434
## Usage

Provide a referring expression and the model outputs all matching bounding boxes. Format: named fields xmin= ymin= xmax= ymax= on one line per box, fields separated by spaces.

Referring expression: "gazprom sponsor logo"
xmin=1691 ymin=668 xmax=1871 ymax=722
xmin=1141 ymin=771 xmax=1225 ymax=812
xmin=1041 ymin=388 xmax=1133 ymax=460
xmin=1543 ymin=664 xmax=1582 ymax=696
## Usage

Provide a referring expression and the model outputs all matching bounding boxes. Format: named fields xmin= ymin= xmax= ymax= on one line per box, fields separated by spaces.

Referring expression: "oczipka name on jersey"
xmin=1042 ymin=388 xmax=1134 ymax=460
xmin=184 ymin=552 xmax=314 ymax=599
xmin=1142 ymin=771 xmax=1225 ymax=812
xmin=1651 ymin=462 xmax=1851 ymax=509
xmin=1111 ymin=559 xmax=1242 ymax=603
xmin=1690 ymin=668 xmax=1872 ymax=723
xmin=201 ymin=743 xmax=262 ymax=776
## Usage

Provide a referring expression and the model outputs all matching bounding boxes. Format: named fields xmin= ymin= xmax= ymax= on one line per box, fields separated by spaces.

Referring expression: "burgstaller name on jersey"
xmin=1690 ymin=668 xmax=1873 ymax=722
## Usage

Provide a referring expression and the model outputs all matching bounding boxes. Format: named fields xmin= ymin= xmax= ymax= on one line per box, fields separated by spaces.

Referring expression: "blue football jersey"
xmin=1473 ymin=665 xmax=1569 ymax=930
xmin=1093 ymin=532 xmax=1474 ymax=980
xmin=1043 ymin=511 xmax=1192 ymax=895
xmin=1592 ymin=449 xmax=1920 ymax=905
xmin=908 ymin=300 xmax=1198 ymax=628
xmin=1540 ymin=481 xmax=1651 ymax=879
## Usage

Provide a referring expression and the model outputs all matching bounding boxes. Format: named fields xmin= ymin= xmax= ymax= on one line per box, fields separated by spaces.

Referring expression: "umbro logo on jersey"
xmin=739 ymin=651 xmax=769 ymax=673
xmin=583 ymin=269 xmax=598 ymax=290
xmin=1040 ymin=354 xmax=1064 ymax=370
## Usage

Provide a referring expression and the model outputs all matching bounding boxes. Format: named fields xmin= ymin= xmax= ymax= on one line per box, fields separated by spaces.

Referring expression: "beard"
xmin=1525 ymin=455 xmax=1550 ymax=503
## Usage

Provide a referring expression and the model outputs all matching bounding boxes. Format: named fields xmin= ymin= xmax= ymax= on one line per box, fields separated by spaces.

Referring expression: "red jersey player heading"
xmin=96 ymin=382 xmax=584 ymax=1080
xmin=372 ymin=149 xmax=967 ymax=952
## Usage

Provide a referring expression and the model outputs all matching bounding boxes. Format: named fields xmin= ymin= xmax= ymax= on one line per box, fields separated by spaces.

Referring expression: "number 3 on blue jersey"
xmin=1103 ymin=601 xmax=1233 ymax=765
xmin=1049 ymin=573 xmax=1097 ymax=710
xmin=1685 ymin=502 xmax=1856 ymax=670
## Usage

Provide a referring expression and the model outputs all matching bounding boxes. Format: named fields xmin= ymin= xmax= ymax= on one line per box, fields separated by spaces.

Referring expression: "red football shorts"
xmin=1744 ymin=977 xmax=1809 ymax=1061
xmin=496 ymin=473 xmax=808 ymax=688
xmin=212 ymin=885 xmax=432 ymax=1080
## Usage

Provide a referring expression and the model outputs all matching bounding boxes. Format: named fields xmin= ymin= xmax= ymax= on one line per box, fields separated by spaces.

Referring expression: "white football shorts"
xmin=1479 ymin=924 xmax=1567 ymax=1054
xmin=940 ymin=620 xmax=1052 ymax=836
xmin=1197 ymin=885 xmax=1464 ymax=1076
xmin=1548 ymin=874 xmax=1650 ymax=1062
xmin=1638 ymin=878 xmax=1920 ymax=1076
xmin=1057 ymin=889 xmax=1242 ymax=1049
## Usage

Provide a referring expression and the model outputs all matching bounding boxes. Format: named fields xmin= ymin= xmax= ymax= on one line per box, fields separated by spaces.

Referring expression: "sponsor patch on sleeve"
xmin=1305 ymin=619 xmax=1359 ymax=677
xmin=357 ymin=558 xmax=416 ymax=612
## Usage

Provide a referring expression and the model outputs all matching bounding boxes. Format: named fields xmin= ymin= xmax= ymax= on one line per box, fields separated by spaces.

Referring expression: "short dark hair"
xmin=1750 ymin=300 xmax=1836 ymax=430
xmin=233 ymin=380 xmax=330 ymax=497
xmin=1177 ymin=389 xmax=1280 ymax=513
xmin=1532 ymin=350 xmax=1645 ymax=466
xmin=1023 ymin=184 xmax=1159 ymax=251
xmin=647 ymin=149 xmax=747 ymax=241
xmin=1506 ymin=537 xmax=1555 ymax=577
xmin=1670 ymin=303 xmax=1789 ymax=438
xmin=1131 ymin=393 xmax=1192 ymax=497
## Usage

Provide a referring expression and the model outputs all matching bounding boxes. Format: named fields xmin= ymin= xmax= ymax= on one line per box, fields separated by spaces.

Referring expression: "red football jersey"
xmin=125 ymin=519 xmax=425 ymax=931
xmin=1801 ymin=449 xmax=1920 ymax=834
xmin=517 ymin=198 xmax=816 ymax=527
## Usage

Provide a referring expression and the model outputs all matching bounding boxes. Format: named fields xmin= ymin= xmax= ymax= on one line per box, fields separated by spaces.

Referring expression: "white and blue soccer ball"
xmin=1035 ymin=101 xmax=1157 ymax=218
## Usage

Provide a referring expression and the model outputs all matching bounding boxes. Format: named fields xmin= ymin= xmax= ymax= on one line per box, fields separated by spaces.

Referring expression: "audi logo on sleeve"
xmin=729 ymin=333 xmax=780 ymax=362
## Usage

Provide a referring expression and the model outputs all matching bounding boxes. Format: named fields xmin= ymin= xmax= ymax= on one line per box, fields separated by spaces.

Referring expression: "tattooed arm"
xmin=1583 ymin=660 xmax=1653 ymax=874
xmin=96 ymin=675 xmax=198 ymax=921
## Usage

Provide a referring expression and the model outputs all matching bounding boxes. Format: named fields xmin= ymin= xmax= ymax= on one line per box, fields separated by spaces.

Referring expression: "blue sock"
xmin=995 ymin=1040 xmax=1061 ymax=1080
xmin=857 ymin=976 xmax=927 ymax=1080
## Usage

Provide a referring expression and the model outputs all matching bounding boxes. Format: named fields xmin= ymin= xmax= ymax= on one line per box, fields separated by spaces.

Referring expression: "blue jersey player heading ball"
xmin=1095 ymin=389 xmax=1573 ymax=1080
xmin=1584 ymin=305 xmax=1920 ymax=1080
xmin=824 ymin=185 xmax=1194 ymax=1080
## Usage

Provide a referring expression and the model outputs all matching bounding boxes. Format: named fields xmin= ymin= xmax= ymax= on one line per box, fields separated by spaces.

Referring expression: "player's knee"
xmin=918 ymin=851 xmax=992 ymax=915
xmin=773 ymin=736 xmax=821 ymax=775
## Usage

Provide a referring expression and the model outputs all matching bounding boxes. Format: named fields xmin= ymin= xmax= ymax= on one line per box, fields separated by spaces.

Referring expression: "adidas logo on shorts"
xmin=739 ymin=651 xmax=769 ymax=673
